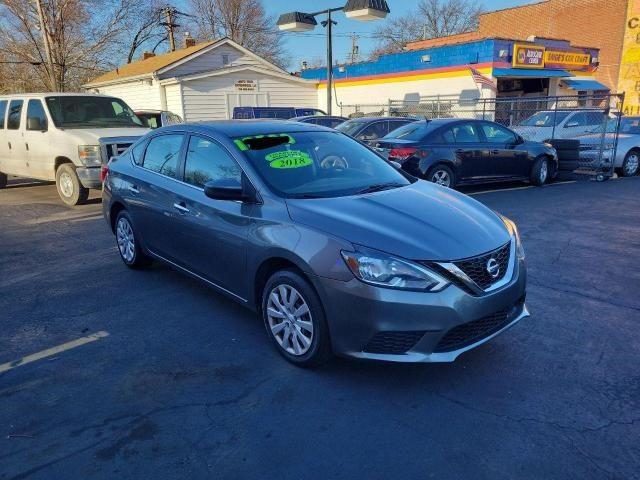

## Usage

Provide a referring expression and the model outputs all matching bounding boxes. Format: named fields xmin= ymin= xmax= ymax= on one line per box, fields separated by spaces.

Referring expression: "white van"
xmin=0 ymin=93 xmax=149 ymax=205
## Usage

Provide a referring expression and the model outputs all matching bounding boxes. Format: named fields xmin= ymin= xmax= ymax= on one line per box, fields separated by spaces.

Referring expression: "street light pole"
xmin=325 ymin=10 xmax=335 ymax=115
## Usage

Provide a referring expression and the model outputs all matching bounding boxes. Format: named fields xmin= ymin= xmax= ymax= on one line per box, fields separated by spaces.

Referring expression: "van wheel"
xmin=262 ymin=270 xmax=332 ymax=368
xmin=530 ymin=157 xmax=549 ymax=186
xmin=56 ymin=163 xmax=89 ymax=206
xmin=426 ymin=164 xmax=455 ymax=188
xmin=0 ymin=172 xmax=7 ymax=189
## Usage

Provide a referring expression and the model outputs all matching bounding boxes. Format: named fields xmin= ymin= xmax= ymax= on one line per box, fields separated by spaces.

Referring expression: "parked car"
xmin=102 ymin=120 xmax=528 ymax=367
xmin=573 ymin=116 xmax=640 ymax=177
xmin=512 ymin=109 xmax=606 ymax=142
xmin=0 ymin=93 xmax=149 ymax=205
xmin=290 ymin=115 xmax=347 ymax=128
xmin=232 ymin=107 xmax=326 ymax=120
xmin=135 ymin=110 xmax=183 ymax=129
xmin=374 ymin=119 xmax=558 ymax=188
xmin=336 ymin=116 xmax=419 ymax=144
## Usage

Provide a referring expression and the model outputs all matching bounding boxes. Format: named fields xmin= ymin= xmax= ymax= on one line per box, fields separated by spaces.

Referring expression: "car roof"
xmin=161 ymin=120 xmax=335 ymax=137
xmin=291 ymin=115 xmax=347 ymax=121
xmin=0 ymin=92 xmax=119 ymax=100
xmin=345 ymin=116 xmax=416 ymax=123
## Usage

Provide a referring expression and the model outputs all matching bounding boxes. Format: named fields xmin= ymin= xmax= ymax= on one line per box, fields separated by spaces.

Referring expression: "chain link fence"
xmin=339 ymin=93 xmax=625 ymax=180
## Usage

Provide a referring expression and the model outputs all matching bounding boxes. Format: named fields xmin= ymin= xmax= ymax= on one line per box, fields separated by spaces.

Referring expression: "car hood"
xmin=286 ymin=181 xmax=510 ymax=261
xmin=62 ymin=127 xmax=151 ymax=144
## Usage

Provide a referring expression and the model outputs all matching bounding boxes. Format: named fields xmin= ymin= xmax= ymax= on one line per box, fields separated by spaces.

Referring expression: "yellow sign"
xmin=544 ymin=51 xmax=591 ymax=69
xmin=512 ymin=44 xmax=545 ymax=69
xmin=619 ymin=0 xmax=640 ymax=115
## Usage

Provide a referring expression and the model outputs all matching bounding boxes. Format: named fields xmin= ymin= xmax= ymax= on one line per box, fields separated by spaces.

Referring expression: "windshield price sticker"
xmin=266 ymin=150 xmax=312 ymax=169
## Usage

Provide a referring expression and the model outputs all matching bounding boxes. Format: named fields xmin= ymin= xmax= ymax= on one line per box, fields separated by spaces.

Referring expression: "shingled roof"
xmin=87 ymin=41 xmax=216 ymax=85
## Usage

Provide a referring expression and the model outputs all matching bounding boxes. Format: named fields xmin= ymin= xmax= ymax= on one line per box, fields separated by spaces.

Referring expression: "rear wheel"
xmin=56 ymin=163 xmax=89 ymax=206
xmin=426 ymin=164 xmax=455 ymax=188
xmin=115 ymin=210 xmax=152 ymax=269
xmin=530 ymin=157 xmax=549 ymax=186
xmin=262 ymin=269 xmax=332 ymax=367
xmin=621 ymin=150 xmax=640 ymax=177
xmin=0 ymin=172 xmax=7 ymax=189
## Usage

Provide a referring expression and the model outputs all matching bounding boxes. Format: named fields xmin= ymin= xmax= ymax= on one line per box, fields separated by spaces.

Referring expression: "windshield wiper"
xmin=356 ymin=182 xmax=406 ymax=195
xmin=288 ymin=193 xmax=327 ymax=199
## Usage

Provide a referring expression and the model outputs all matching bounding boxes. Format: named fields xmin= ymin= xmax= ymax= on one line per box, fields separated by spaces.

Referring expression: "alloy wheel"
xmin=59 ymin=172 xmax=74 ymax=198
xmin=432 ymin=170 xmax=451 ymax=187
xmin=116 ymin=217 xmax=136 ymax=263
xmin=539 ymin=161 xmax=548 ymax=184
xmin=625 ymin=153 xmax=639 ymax=176
xmin=266 ymin=284 xmax=313 ymax=356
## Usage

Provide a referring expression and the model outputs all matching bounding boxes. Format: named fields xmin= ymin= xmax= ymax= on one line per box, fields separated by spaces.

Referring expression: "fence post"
xmin=482 ymin=99 xmax=486 ymax=120
xmin=387 ymin=98 xmax=392 ymax=117
xmin=551 ymin=97 xmax=558 ymax=140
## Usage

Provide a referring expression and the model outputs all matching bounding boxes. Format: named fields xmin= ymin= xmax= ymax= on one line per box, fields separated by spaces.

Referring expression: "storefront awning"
xmin=562 ymin=78 xmax=610 ymax=91
xmin=492 ymin=68 xmax=573 ymax=78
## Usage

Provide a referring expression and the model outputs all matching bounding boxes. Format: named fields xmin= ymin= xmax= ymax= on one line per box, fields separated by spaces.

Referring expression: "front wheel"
xmin=621 ymin=150 xmax=640 ymax=177
xmin=262 ymin=270 xmax=332 ymax=368
xmin=56 ymin=163 xmax=89 ymax=206
xmin=115 ymin=210 xmax=152 ymax=269
xmin=426 ymin=164 xmax=455 ymax=188
xmin=530 ymin=157 xmax=549 ymax=186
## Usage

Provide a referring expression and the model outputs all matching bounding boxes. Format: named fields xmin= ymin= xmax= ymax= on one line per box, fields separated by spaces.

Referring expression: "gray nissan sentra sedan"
xmin=102 ymin=120 xmax=529 ymax=367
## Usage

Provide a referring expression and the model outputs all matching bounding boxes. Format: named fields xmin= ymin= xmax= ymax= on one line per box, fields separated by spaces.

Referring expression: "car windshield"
xmin=236 ymin=131 xmax=412 ymax=198
xmin=383 ymin=122 xmax=431 ymax=141
xmin=45 ymin=96 xmax=144 ymax=128
xmin=335 ymin=120 xmax=367 ymax=136
xmin=518 ymin=111 xmax=571 ymax=127
xmin=589 ymin=117 xmax=640 ymax=134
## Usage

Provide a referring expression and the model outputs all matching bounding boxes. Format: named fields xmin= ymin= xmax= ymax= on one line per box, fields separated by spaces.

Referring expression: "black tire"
xmin=114 ymin=210 xmax=152 ymax=269
xmin=620 ymin=149 xmax=640 ymax=177
xmin=262 ymin=269 xmax=332 ymax=368
xmin=55 ymin=163 xmax=89 ymax=206
xmin=0 ymin=172 xmax=7 ymax=189
xmin=530 ymin=157 xmax=549 ymax=186
xmin=425 ymin=164 xmax=455 ymax=188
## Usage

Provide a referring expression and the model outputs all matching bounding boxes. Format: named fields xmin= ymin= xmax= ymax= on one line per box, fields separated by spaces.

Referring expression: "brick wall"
xmin=478 ymin=0 xmax=628 ymax=89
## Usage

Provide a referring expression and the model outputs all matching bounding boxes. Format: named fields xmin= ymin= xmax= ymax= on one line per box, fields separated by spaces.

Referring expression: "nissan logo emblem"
xmin=486 ymin=258 xmax=500 ymax=278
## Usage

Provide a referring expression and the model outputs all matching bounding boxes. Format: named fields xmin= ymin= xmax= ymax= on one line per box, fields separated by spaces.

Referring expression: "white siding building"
xmin=84 ymin=38 xmax=318 ymax=121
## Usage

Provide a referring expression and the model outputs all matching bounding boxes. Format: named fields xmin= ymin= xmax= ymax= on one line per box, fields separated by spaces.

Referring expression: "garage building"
xmin=84 ymin=37 xmax=318 ymax=121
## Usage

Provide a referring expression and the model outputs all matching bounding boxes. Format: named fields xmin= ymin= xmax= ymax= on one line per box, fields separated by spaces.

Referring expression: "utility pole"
xmin=34 ymin=0 xmax=58 ymax=91
xmin=349 ymin=34 xmax=360 ymax=64
xmin=161 ymin=6 xmax=178 ymax=52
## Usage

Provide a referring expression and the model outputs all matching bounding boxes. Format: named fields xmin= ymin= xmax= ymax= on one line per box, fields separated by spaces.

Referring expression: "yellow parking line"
xmin=0 ymin=331 xmax=109 ymax=374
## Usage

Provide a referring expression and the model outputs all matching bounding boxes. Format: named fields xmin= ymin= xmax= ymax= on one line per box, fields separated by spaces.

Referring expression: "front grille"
xmin=453 ymin=241 xmax=511 ymax=290
xmin=433 ymin=298 xmax=524 ymax=353
xmin=363 ymin=331 xmax=426 ymax=355
xmin=105 ymin=142 xmax=133 ymax=159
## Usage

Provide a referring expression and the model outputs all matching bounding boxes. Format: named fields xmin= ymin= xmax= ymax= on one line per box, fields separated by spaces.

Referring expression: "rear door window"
xmin=357 ymin=122 xmax=388 ymax=141
xmin=0 ymin=100 xmax=7 ymax=129
xmin=7 ymin=100 xmax=24 ymax=130
xmin=142 ymin=134 xmax=184 ymax=179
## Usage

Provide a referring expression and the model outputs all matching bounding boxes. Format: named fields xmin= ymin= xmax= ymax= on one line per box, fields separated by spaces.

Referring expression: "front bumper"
xmin=311 ymin=258 xmax=528 ymax=363
xmin=76 ymin=166 xmax=102 ymax=189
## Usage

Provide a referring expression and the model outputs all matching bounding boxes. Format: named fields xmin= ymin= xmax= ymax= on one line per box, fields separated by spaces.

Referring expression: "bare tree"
xmin=0 ymin=0 xmax=136 ymax=92
xmin=187 ymin=0 xmax=287 ymax=68
xmin=371 ymin=0 xmax=483 ymax=58
xmin=122 ymin=1 xmax=168 ymax=63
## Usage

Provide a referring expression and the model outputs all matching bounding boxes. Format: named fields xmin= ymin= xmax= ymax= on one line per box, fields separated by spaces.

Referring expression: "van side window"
xmin=0 ymin=100 xmax=7 ymax=129
xmin=26 ymin=100 xmax=48 ymax=131
xmin=7 ymin=100 xmax=24 ymax=130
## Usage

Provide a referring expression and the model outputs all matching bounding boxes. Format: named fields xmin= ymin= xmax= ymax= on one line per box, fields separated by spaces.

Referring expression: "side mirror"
xmin=389 ymin=160 xmax=402 ymax=170
xmin=204 ymin=178 xmax=253 ymax=202
xmin=27 ymin=117 xmax=46 ymax=131
xmin=514 ymin=135 xmax=525 ymax=145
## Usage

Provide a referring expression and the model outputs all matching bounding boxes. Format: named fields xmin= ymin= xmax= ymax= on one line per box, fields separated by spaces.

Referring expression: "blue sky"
xmin=266 ymin=0 xmax=540 ymax=69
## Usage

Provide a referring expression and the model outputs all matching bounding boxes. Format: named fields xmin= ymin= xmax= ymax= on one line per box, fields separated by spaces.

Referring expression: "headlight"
xmin=78 ymin=145 xmax=102 ymax=166
xmin=341 ymin=248 xmax=449 ymax=291
xmin=500 ymin=216 xmax=525 ymax=260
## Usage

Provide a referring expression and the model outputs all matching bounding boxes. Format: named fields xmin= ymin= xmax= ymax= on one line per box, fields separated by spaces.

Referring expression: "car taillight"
xmin=100 ymin=163 xmax=109 ymax=183
xmin=389 ymin=147 xmax=427 ymax=160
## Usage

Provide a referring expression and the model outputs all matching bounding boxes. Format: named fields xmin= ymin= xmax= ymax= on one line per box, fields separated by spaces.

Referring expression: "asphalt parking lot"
xmin=1 ymin=177 xmax=639 ymax=479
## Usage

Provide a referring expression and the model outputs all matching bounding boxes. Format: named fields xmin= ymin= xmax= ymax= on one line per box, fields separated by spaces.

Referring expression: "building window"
xmin=222 ymin=54 xmax=230 ymax=66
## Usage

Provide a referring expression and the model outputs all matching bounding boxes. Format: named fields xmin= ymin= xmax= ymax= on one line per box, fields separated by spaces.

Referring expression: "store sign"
xmin=512 ymin=44 xmax=545 ymax=69
xmin=545 ymin=50 xmax=591 ymax=70
xmin=235 ymin=80 xmax=257 ymax=91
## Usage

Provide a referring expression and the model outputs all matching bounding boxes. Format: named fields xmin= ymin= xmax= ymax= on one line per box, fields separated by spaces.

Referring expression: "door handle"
xmin=491 ymin=149 xmax=500 ymax=155
xmin=173 ymin=202 xmax=190 ymax=214
xmin=25 ymin=143 xmax=29 ymax=151
xmin=8 ymin=142 xmax=11 ymax=150
xmin=128 ymin=185 xmax=140 ymax=194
